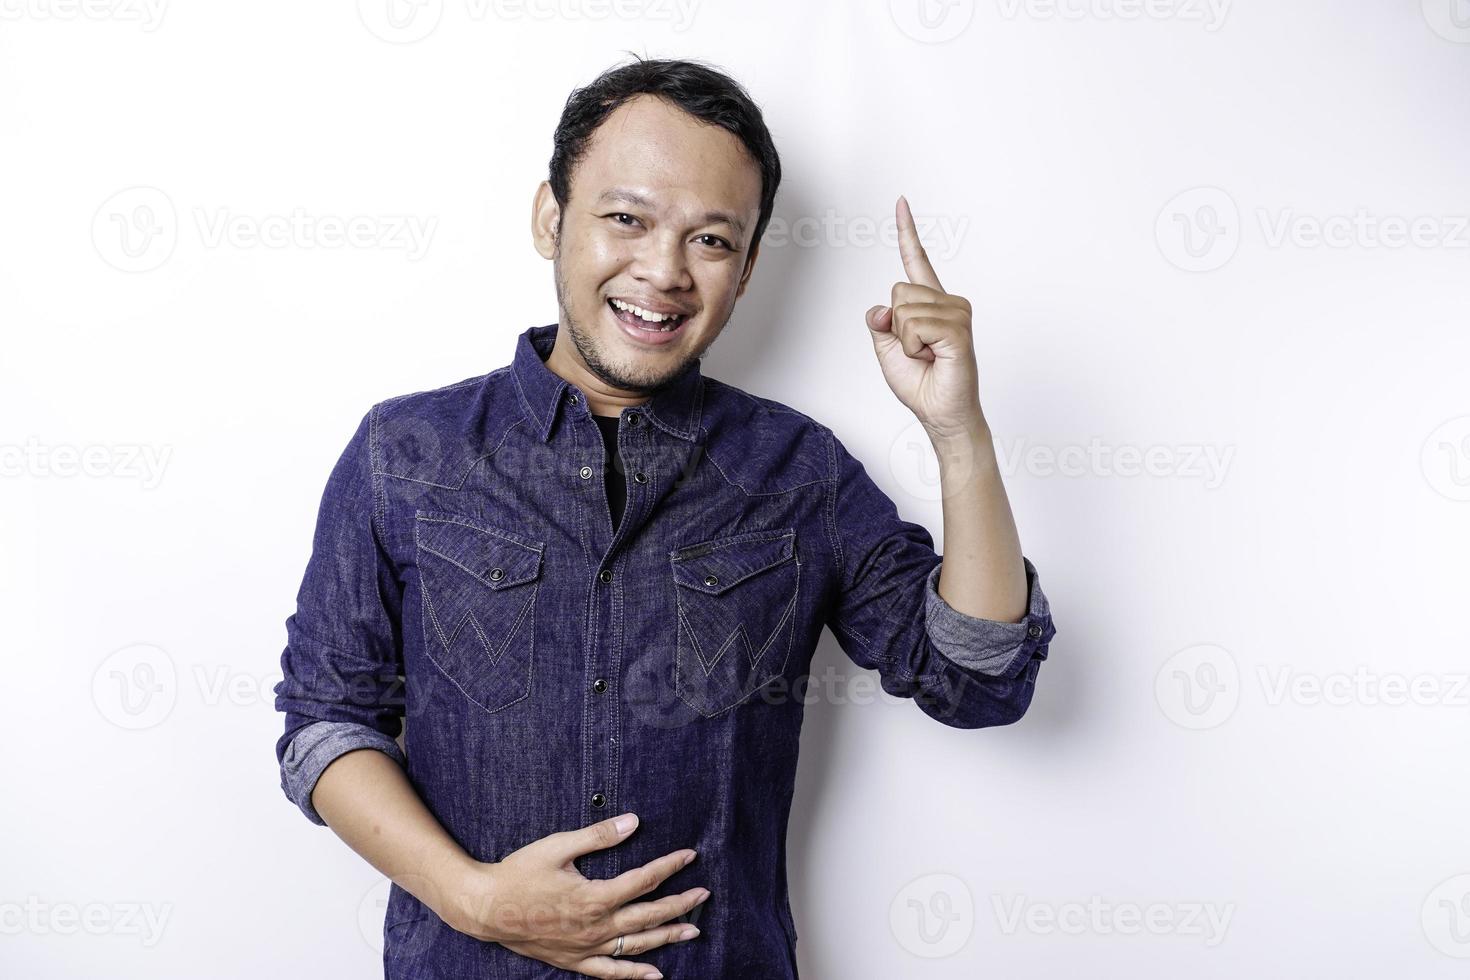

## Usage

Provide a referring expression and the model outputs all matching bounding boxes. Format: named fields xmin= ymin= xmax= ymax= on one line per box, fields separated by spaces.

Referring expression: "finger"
xmin=892 ymin=301 xmax=969 ymax=325
xmin=597 ymin=920 xmax=701 ymax=959
xmin=596 ymin=849 xmax=697 ymax=906
xmin=891 ymin=280 xmax=947 ymax=310
xmin=551 ymin=813 xmax=640 ymax=865
xmin=576 ymin=953 xmax=664 ymax=979
xmin=896 ymin=195 xmax=943 ymax=291
xmin=608 ymin=887 xmax=711 ymax=936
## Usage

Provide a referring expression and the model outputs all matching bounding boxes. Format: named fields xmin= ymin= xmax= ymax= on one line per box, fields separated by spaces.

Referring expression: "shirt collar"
xmin=512 ymin=322 xmax=705 ymax=444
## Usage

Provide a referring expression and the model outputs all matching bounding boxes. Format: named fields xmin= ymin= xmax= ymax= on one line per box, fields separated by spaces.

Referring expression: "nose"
xmin=630 ymin=229 xmax=693 ymax=294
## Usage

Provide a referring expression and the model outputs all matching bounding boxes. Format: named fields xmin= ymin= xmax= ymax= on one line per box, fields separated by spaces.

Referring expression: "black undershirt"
xmin=591 ymin=413 xmax=626 ymax=534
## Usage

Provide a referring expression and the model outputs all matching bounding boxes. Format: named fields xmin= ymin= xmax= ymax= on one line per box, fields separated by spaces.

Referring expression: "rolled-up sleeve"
xmin=823 ymin=428 xmax=1057 ymax=729
xmin=272 ymin=405 xmax=408 ymax=825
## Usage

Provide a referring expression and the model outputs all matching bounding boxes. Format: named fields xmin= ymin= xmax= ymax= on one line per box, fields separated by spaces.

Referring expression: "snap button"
xmin=567 ymin=391 xmax=579 ymax=403
xmin=489 ymin=568 xmax=505 ymax=582
xmin=592 ymin=678 xmax=608 ymax=694
xmin=599 ymin=569 xmax=613 ymax=584
xmin=627 ymin=413 xmax=640 ymax=425
xmin=704 ymin=574 xmax=718 ymax=587
xmin=579 ymin=465 xmax=593 ymax=479
xmin=1027 ymin=624 xmax=1042 ymax=638
xmin=633 ymin=471 xmax=647 ymax=484
xmin=591 ymin=792 xmax=606 ymax=808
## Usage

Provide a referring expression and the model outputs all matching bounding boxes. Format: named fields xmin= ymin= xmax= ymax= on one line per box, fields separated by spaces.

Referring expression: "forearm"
xmin=931 ymin=420 xmax=1027 ymax=624
xmin=312 ymin=748 xmax=479 ymax=928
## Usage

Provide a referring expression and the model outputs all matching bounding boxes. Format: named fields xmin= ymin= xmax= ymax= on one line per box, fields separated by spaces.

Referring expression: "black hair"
xmin=549 ymin=55 xmax=782 ymax=261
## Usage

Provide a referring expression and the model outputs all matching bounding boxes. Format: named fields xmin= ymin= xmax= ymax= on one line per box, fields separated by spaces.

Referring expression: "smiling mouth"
xmin=607 ymin=297 xmax=690 ymax=332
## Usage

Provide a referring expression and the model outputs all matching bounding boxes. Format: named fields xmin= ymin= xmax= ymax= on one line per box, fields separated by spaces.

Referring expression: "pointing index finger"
xmin=896 ymin=194 xmax=943 ymax=292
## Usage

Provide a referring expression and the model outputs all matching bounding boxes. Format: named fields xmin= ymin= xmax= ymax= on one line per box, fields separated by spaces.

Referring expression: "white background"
xmin=3 ymin=1 xmax=1469 ymax=976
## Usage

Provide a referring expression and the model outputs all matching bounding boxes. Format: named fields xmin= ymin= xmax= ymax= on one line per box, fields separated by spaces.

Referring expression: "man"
xmin=273 ymin=56 xmax=1056 ymax=979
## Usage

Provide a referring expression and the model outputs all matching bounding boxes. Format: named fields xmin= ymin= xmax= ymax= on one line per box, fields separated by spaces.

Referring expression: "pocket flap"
xmin=670 ymin=529 xmax=796 ymax=596
xmin=415 ymin=512 xmax=542 ymax=589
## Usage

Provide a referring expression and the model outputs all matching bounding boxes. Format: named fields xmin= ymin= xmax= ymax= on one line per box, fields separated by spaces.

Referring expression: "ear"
xmin=734 ymin=238 xmax=761 ymax=299
xmin=532 ymin=181 xmax=560 ymax=260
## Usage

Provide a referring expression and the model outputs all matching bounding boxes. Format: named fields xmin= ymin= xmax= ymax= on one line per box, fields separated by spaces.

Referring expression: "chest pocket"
xmin=670 ymin=528 xmax=800 ymax=717
xmin=414 ymin=512 xmax=543 ymax=714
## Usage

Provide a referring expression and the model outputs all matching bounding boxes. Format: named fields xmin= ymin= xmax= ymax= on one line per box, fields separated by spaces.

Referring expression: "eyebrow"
xmin=593 ymin=188 xmax=749 ymax=239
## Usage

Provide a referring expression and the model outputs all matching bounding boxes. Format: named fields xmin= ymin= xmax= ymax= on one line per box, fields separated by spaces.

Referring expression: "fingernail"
xmin=614 ymin=813 xmax=637 ymax=834
xmin=682 ymin=851 xmax=696 ymax=867
xmin=697 ymin=888 xmax=711 ymax=902
xmin=643 ymin=973 xmax=663 ymax=980
xmin=678 ymin=925 xmax=700 ymax=940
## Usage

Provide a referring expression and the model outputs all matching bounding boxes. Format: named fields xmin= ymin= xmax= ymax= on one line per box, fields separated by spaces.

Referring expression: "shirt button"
xmin=704 ymin=574 xmax=718 ymax=587
xmin=591 ymin=792 xmax=606 ymax=808
xmin=599 ymin=569 xmax=613 ymax=584
xmin=592 ymin=678 xmax=608 ymax=694
xmin=567 ymin=391 xmax=579 ymax=403
xmin=633 ymin=471 xmax=648 ymax=484
xmin=1027 ymin=624 xmax=1042 ymax=638
xmin=489 ymin=568 xmax=505 ymax=582
xmin=628 ymin=413 xmax=641 ymax=425
xmin=579 ymin=465 xmax=593 ymax=479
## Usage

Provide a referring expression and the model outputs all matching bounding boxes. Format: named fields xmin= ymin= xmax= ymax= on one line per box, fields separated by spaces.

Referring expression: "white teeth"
xmin=611 ymin=297 xmax=682 ymax=324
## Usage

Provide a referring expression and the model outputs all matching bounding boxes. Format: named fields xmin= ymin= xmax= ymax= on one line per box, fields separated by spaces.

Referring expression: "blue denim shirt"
xmin=272 ymin=322 xmax=1057 ymax=979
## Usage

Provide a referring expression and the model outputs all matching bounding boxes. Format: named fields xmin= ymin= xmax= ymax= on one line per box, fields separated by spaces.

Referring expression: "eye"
xmin=694 ymin=234 xmax=733 ymax=251
xmin=607 ymin=212 xmax=641 ymax=227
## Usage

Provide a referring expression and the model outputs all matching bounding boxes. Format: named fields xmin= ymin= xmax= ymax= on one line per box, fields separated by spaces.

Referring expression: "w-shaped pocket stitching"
xmin=670 ymin=528 xmax=799 ymax=716
xmin=415 ymin=512 xmax=543 ymax=714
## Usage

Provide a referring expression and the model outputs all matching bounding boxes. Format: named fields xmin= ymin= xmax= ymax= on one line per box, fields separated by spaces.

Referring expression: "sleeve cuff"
xmin=280 ymin=720 xmax=406 ymax=826
xmin=923 ymin=556 xmax=1056 ymax=680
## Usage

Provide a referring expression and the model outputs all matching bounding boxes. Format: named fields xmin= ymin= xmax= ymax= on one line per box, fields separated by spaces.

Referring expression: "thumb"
xmin=866 ymin=304 xmax=892 ymax=334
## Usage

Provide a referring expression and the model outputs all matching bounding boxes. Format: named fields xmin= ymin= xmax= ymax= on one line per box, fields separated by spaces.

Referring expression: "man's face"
xmin=534 ymin=93 xmax=764 ymax=396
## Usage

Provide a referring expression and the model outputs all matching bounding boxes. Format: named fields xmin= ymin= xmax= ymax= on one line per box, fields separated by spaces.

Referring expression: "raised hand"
xmin=864 ymin=195 xmax=984 ymax=442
